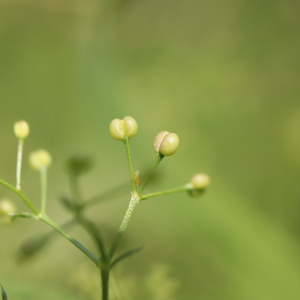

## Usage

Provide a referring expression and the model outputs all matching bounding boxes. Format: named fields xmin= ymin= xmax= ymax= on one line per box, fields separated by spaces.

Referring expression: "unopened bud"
xmin=29 ymin=149 xmax=52 ymax=171
xmin=0 ymin=199 xmax=16 ymax=225
xmin=153 ymin=131 xmax=169 ymax=153
xmin=153 ymin=131 xmax=179 ymax=156
xmin=109 ymin=116 xmax=138 ymax=141
xmin=191 ymin=173 xmax=210 ymax=190
xmin=14 ymin=120 xmax=30 ymax=139
xmin=122 ymin=116 xmax=138 ymax=138
xmin=109 ymin=119 xmax=125 ymax=141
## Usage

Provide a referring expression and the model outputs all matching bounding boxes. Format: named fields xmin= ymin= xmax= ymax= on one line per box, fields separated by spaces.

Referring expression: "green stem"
xmin=140 ymin=184 xmax=190 ymax=200
xmin=16 ymin=138 xmax=24 ymax=190
xmin=108 ymin=191 xmax=141 ymax=260
xmin=101 ymin=269 xmax=109 ymax=300
xmin=0 ymin=178 xmax=39 ymax=215
xmin=69 ymin=175 xmax=82 ymax=204
xmin=40 ymin=167 xmax=47 ymax=214
xmin=123 ymin=136 xmax=135 ymax=193
xmin=39 ymin=214 xmax=99 ymax=266
xmin=138 ymin=153 xmax=164 ymax=194
xmin=118 ymin=191 xmax=140 ymax=233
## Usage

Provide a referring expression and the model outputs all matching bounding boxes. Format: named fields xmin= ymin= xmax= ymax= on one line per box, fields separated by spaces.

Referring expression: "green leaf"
xmin=59 ymin=197 xmax=76 ymax=212
xmin=78 ymin=218 xmax=106 ymax=259
xmin=18 ymin=236 xmax=49 ymax=260
xmin=111 ymin=245 xmax=143 ymax=268
xmin=1 ymin=283 xmax=8 ymax=300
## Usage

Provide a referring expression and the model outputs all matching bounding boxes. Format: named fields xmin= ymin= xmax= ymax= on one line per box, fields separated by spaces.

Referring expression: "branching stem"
xmin=40 ymin=214 xmax=99 ymax=265
xmin=0 ymin=178 xmax=39 ymax=215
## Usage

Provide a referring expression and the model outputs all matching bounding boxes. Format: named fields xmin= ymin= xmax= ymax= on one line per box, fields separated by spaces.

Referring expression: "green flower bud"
xmin=29 ymin=149 xmax=52 ymax=171
xmin=191 ymin=173 xmax=210 ymax=189
xmin=122 ymin=116 xmax=138 ymax=138
xmin=109 ymin=116 xmax=138 ymax=141
xmin=154 ymin=132 xmax=179 ymax=156
xmin=14 ymin=120 xmax=30 ymax=139
xmin=0 ymin=199 xmax=16 ymax=225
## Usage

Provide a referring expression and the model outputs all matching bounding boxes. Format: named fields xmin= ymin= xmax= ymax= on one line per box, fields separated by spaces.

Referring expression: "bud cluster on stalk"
xmin=109 ymin=116 xmax=138 ymax=141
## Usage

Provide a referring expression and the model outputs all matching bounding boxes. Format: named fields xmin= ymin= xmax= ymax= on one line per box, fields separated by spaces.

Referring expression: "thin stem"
xmin=140 ymin=184 xmax=190 ymax=200
xmin=69 ymin=175 xmax=82 ymax=204
xmin=39 ymin=214 xmax=99 ymax=266
xmin=16 ymin=138 xmax=24 ymax=190
xmin=101 ymin=269 xmax=109 ymax=300
xmin=138 ymin=153 xmax=164 ymax=194
xmin=0 ymin=178 xmax=39 ymax=215
xmin=123 ymin=136 xmax=135 ymax=193
xmin=40 ymin=167 xmax=47 ymax=214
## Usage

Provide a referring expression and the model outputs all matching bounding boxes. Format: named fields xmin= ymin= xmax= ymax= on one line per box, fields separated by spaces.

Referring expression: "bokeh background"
xmin=1 ymin=0 xmax=300 ymax=299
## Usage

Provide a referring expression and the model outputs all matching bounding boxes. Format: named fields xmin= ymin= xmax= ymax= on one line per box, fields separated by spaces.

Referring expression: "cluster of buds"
xmin=109 ymin=116 xmax=210 ymax=197
xmin=109 ymin=116 xmax=138 ymax=141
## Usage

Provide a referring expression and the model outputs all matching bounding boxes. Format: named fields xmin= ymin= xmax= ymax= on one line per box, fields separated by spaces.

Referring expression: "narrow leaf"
xmin=78 ymin=218 xmax=106 ymax=258
xmin=111 ymin=246 xmax=143 ymax=268
xmin=59 ymin=197 xmax=75 ymax=212
xmin=1 ymin=283 xmax=8 ymax=300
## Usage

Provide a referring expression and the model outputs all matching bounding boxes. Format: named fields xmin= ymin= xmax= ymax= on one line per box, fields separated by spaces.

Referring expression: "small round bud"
xmin=29 ymin=149 xmax=52 ymax=171
xmin=122 ymin=116 xmax=138 ymax=138
xmin=155 ymin=132 xmax=179 ymax=156
xmin=109 ymin=119 xmax=125 ymax=141
xmin=153 ymin=131 xmax=169 ymax=153
xmin=0 ymin=199 xmax=16 ymax=225
xmin=14 ymin=120 xmax=30 ymax=139
xmin=191 ymin=173 xmax=210 ymax=190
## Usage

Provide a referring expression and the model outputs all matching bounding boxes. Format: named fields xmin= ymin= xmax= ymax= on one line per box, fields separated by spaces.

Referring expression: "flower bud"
xmin=109 ymin=119 xmax=125 ymax=141
xmin=153 ymin=131 xmax=169 ymax=153
xmin=109 ymin=116 xmax=138 ymax=141
xmin=0 ymin=199 xmax=16 ymax=225
xmin=153 ymin=131 xmax=179 ymax=156
xmin=191 ymin=173 xmax=210 ymax=190
xmin=122 ymin=116 xmax=138 ymax=138
xmin=29 ymin=149 xmax=52 ymax=171
xmin=14 ymin=120 xmax=30 ymax=139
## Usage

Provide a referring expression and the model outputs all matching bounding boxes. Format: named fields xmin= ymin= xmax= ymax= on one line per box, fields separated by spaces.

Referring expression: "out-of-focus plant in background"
xmin=0 ymin=0 xmax=300 ymax=299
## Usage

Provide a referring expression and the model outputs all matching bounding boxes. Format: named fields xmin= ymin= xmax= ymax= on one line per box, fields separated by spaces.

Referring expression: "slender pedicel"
xmin=14 ymin=120 xmax=30 ymax=190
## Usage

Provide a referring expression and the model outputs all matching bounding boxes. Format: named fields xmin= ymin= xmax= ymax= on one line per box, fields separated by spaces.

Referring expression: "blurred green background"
xmin=1 ymin=0 xmax=300 ymax=299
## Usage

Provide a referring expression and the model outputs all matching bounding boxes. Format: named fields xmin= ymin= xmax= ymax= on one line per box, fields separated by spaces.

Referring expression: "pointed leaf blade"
xmin=1 ymin=283 xmax=8 ymax=300
xmin=111 ymin=245 xmax=143 ymax=268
